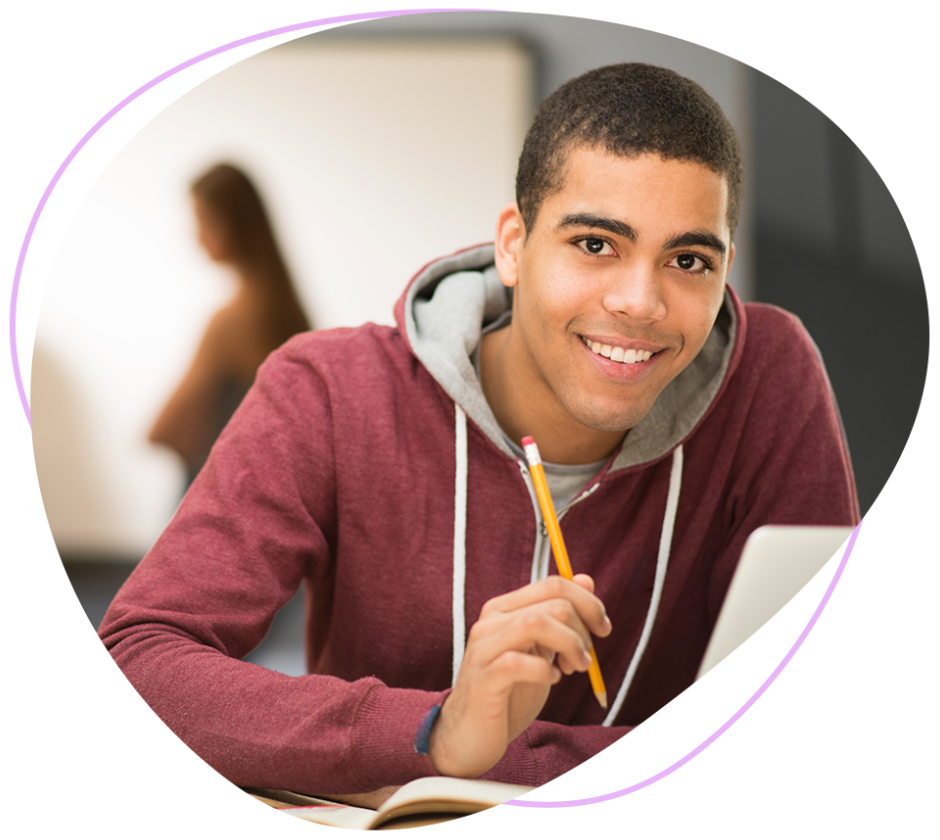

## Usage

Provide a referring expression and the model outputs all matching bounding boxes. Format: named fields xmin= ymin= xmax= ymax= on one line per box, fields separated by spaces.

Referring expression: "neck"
xmin=479 ymin=326 xmax=626 ymax=465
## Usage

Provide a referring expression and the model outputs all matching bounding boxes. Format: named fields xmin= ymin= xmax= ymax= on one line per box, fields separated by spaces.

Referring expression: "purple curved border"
xmin=4 ymin=9 xmax=940 ymax=808
xmin=512 ymin=518 xmax=940 ymax=808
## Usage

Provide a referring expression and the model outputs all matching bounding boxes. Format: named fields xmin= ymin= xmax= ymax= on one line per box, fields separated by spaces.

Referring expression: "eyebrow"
xmin=557 ymin=213 xmax=637 ymax=242
xmin=663 ymin=230 xmax=727 ymax=256
xmin=557 ymin=214 xmax=727 ymax=256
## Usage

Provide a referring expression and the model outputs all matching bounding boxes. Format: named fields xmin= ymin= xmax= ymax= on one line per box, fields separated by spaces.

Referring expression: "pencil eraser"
xmin=521 ymin=436 xmax=541 ymax=466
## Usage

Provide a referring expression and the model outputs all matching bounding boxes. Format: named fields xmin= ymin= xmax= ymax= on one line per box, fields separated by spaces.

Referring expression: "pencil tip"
xmin=597 ymin=692 xmax=607 ymax=709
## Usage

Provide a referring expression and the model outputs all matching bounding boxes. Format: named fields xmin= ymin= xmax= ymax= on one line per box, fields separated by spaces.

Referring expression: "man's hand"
xmin=428 ymin=573 xmax=611 ymax=778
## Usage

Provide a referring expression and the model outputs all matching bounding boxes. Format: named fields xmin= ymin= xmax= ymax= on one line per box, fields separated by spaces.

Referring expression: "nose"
xmin=601 ymin=264 xmax=667 ymax=323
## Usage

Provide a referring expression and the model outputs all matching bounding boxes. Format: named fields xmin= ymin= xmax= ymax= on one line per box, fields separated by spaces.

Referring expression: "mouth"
xmin=579 ymin=335 xmax=657 ymax=365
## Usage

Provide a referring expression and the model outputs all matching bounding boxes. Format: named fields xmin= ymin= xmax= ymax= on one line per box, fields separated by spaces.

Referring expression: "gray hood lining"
xmin=403 ymin=244 xmax=737 ymax=471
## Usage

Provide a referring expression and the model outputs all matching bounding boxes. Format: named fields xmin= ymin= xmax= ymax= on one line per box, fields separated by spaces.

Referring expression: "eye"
xmin=575 ymin=237 xmax=616 ymax=257
xmin=666 ymin=253 xmax=712 ymax=274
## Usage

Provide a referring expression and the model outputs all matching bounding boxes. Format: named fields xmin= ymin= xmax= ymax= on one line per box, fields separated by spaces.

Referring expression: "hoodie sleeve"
xmin=479 ymin=722 xmax=631 ymax=786
xmin=98 ymin=339 xmax=446 ymax=796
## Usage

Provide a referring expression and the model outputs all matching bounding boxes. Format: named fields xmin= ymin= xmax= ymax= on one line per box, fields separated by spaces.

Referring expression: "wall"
xmin=749 ymin=71 xmax=927 ymax=513
xmin=32 ymin=36 xmax=533 ymax=558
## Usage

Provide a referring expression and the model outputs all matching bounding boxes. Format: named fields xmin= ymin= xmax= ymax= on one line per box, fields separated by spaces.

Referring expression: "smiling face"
xmin=488 ymin=146 xmax=734 ymax=463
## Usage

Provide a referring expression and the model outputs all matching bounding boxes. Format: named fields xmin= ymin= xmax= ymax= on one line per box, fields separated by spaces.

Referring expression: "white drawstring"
xmin=449 ymin=418 xmax=684 ymax=718
xmin=603 ymin=444 xmax=684 ymax=726
xmin=451 ymin=405 xmax=468 ymax=686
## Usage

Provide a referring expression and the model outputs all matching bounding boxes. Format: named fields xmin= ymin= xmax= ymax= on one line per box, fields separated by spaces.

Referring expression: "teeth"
xmin=582 ymin=336 xmax=653 ymax=364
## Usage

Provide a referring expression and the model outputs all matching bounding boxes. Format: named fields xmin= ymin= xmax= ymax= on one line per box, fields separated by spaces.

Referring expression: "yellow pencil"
xmin=521 ymin=436 xmax=607 ymax=709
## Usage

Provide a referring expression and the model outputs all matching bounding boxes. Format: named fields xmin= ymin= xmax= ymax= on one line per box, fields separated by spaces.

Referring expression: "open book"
xmin=259 ymin=776 xmax=617 ymax=831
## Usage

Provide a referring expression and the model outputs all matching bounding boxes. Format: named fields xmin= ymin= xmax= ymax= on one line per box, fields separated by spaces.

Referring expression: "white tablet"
xmin=696 ymin=524 xmax=855 ymax=679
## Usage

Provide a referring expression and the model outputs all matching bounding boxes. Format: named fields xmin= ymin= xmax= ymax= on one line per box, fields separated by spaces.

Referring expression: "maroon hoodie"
xmin=99 ymin=245 xmax=859 ymax=795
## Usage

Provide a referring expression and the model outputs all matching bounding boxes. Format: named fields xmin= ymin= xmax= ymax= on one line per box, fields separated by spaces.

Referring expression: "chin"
xmin=570 ymin=402 xmax=653 ymax=434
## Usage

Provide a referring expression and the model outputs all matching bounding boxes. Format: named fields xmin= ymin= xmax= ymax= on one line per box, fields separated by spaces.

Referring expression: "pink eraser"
xmin=521 ymin=435 xmax=534 ymax=447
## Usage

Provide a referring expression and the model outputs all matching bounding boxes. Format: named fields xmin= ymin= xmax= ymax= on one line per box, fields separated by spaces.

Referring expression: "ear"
xmin=726 ymin=242 xmax=736 ymax=276
xmin=494 ymin=202 xmax=525 ymax=289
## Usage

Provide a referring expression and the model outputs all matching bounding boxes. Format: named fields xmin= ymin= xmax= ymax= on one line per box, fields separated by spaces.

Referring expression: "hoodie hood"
xmin=395 ymin=244 xmax=743 ymax=472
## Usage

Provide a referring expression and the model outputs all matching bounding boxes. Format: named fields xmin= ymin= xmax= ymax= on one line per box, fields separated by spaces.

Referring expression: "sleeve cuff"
xmin=413 ymin=703 xmax=442 ymax=754
xmin=349 ymin=685 xmax=451 ymax=789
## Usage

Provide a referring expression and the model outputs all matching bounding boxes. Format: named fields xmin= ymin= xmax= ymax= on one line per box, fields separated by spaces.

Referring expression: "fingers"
xmin=480 ymin=575 xmax=612 ymax=640
xmin=429 ymin=577 xmax=610 ymax=778
xmin=467 ymin=601 xmax=595 ymax=677
xmin=477 ymin=649 xmax=562 ymax=691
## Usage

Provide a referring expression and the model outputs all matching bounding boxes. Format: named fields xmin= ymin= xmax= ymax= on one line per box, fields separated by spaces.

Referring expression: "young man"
xmin=99 ymin=64 xmax=858 ymax=796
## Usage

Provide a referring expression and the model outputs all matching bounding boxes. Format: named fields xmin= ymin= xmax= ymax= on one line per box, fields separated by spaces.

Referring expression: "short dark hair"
xmin=516 ymin=63 xmax=744 ymax=237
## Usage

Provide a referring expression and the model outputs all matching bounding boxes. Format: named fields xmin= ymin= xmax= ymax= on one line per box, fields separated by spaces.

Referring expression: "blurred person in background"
xmin=149 ymin=163 xmax=310 ymax=486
